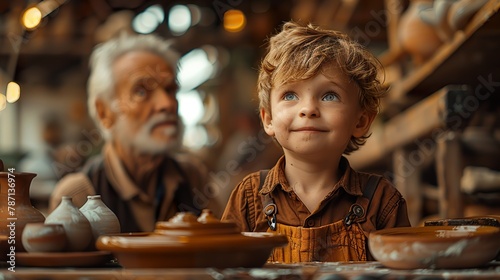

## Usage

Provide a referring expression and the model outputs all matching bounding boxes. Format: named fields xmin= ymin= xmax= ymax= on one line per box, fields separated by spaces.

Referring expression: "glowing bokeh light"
xmin=22 ymin=6 xmax=42 ymax=30
xmin=177 ymin=48 xmax=215 ymax=92
xmin=168 ymin=5 xmax=191 ymax=35
xmin=147 ymin=5 xmax=165 ymax=24
xmin=132 ymin=4 xmax=164 ymax=34
xmin=183 ymin=125 xmax=208 ymax=149
xmin=187 ymin=4 xmax=201 ymax=26
xmin=223 ymin=9 xmax=246 ymax=32
xmin=6 ymin=82 xmax=20 ymax=103
xmin=178 ymin=90 xmax=204 ymax=126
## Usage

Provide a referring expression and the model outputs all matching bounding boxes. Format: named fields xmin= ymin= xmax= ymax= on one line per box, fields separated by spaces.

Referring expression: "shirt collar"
xmin=103 ymin=143 xmax=184 ymax=201
xmin=259 ymin=155 xmax=363 ymax=197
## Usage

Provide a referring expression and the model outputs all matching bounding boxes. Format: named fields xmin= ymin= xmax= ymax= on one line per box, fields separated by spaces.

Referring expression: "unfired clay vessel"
xmin=45 ymin=196 xmax=92 ymax=251
xmin=80 ymin=195 xmax=121 ymax=237
xmin=80 ymin=195 xmax=120 ymax=249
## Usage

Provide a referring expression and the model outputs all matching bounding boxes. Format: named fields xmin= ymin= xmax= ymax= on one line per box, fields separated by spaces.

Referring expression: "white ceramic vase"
xmin=45 ymin=196 xmax=92 ymax=251
xmin=80 ymin=195 xmax=121 ymax=240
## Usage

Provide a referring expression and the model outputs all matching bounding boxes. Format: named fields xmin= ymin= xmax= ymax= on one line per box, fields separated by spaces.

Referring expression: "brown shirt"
xmin=222 ymin=156 xmax=411 ymax=234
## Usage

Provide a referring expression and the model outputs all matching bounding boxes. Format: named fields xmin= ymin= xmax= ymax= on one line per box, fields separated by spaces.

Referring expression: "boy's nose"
xmin=299 ymin=101 xmax=320 ymax=118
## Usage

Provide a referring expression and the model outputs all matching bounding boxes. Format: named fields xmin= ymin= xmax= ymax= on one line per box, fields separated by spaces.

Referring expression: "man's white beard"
xmin=113 ymin=114 xmax=182 ymax=155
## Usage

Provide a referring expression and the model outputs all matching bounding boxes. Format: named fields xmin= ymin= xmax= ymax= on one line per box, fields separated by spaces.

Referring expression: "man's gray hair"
xmin=87 ymin=32 xmax=179 ymax=139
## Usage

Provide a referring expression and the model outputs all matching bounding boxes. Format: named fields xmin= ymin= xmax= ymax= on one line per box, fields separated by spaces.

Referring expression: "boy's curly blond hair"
xmin=257 ymin=21 xmax=387 ymax=154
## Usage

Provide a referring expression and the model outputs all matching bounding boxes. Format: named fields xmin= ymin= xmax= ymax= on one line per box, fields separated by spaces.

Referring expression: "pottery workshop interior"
xmin=1 ymin=0 xmax=500 ymax=278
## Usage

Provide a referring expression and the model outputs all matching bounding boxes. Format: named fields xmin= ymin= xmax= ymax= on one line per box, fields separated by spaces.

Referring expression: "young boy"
xmin=221 ymin=21 xmax=411 ymax=263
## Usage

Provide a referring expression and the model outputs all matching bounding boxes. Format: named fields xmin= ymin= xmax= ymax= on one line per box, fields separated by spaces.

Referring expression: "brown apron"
xmin=259 ymin=170 xmax=380 ymax=263
xmin=267 ymin=219 xmax=366 ymax=262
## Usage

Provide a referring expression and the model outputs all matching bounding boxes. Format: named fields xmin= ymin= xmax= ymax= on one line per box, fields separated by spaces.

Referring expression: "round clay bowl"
xmin=96 ymin=210 xmax=288 ymax=268
xmin=369 ymin=225 xmax=500 ymax=269
xmin=21 ymin=223 xmax=67 ymax=253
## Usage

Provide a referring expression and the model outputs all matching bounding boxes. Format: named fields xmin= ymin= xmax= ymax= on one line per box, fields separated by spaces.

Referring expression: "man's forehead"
xmin=113 ymin=51 xmax=175 ymax=80
xmin=127 ymin=64 xmax=175 ymax=82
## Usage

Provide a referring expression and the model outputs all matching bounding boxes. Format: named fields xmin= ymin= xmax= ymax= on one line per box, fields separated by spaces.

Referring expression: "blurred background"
xmin=1 ymin=0 xmax=499 ymax=224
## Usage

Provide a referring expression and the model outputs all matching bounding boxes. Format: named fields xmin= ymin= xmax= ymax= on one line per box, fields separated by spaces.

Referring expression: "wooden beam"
xmin=436 ymin=131 xmax=464 ymax=218
xmin=393 ymin=148 xmax=424 ymax=226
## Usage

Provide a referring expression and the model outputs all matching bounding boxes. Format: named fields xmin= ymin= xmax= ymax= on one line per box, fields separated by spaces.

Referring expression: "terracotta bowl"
xmin=96 ymin=210 xmax=288 ymax=268
xmin=369 ymin=226 xmax=500 ymax=269
xmin=21 ymin=223 xmax=67 ymax=253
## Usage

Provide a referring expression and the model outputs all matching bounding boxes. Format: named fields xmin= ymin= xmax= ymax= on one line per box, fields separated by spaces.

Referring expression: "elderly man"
xmin=49 ymin=33 xmax=219 ymax=232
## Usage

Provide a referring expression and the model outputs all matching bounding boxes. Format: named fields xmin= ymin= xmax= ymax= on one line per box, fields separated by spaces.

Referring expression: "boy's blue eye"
xmin=283 ymin=92 xmax=297 ymax=101
xmin=322 ymin=93 xmax=338 ymax=101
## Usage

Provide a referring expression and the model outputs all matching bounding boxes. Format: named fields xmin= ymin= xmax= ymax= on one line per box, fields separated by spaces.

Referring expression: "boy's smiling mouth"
xmin=292 ymin=127 xmax=328 ymax=132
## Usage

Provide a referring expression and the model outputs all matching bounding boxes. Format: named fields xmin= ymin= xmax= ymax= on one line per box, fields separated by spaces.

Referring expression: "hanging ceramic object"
xmin=419 ymin=0 xmax=458 ymax=42
xmin=448 ymin=0 xmax=489 ymax=32
xmin=80 ymin=195 xmax=121 ymax=240
xmin=398 ymin=0 xmax=444 ymax=65
xmin=0 ymin=171 xmax=45 ymax=257
xmin=45 ymin=196 xmax=92 ymax=251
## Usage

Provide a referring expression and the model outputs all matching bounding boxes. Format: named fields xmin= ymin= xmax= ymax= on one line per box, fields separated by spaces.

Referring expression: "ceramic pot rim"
xmin=369 ymin=225 xmax=500 ymax=242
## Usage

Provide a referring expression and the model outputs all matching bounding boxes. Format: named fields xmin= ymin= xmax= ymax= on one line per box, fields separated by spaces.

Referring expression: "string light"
xmin=6 ymin=82 xmax=21 ymax=103
xmin=21 ymin=6 xmax=43 ymax=30
xmin=223 ymin=9 xmax=246 ymax=32
xmin=21 ymin=0 xmax=68 ymax=31
xmin=0 ymin=1 xmax=67 ymax=112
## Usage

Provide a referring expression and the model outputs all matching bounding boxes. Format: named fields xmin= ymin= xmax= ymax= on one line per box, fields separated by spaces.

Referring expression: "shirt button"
xmin=307 ymin=220 xmax=315 ymax=227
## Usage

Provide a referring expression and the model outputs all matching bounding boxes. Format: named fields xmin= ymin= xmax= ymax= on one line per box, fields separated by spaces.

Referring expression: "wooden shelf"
xmin=383 ymin=0 xmax=500 ymax=116
xmin=349 ymin=85 xmax=472 ymax=170
xmin=350 ymin=0 xmax=500 ymax=170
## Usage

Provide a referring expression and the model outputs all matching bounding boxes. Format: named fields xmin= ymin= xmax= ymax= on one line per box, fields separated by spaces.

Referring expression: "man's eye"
xmin=322 ymin=93 xmax=338 ymax=101
xmin=283 ymin=92 xmax=297 ymax=101
xmin=137 ymin=88 xmax=146 ymax=95
xmin=132 ymin=87 xmax=148 ymax=101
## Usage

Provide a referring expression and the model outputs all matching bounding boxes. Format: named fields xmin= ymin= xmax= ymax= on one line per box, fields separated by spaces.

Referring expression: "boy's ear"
xmin=260 ymin=108 xmax=275 ymax=137
xmin=95 ymin=99 xmax=116 ymax=129
xmin=353 ymin=110 xmax=376 ymax=138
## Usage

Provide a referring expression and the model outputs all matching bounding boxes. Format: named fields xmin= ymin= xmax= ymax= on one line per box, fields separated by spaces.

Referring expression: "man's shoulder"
xmin=57 ymin=171 xmax=92 ymax=187
xmin=170 ymin=151 xmax=207 ymax=175
xmin=50 ymin=172 xmax=95 ymax=210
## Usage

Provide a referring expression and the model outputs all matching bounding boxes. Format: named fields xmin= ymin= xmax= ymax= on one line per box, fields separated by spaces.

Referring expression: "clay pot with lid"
xmin=96 ymin=209 xmax=288 ymax=268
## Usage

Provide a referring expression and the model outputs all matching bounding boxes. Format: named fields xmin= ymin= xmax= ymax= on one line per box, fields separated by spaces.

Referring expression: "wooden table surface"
xmin=2 ymin=261 xmax=500 ymax=280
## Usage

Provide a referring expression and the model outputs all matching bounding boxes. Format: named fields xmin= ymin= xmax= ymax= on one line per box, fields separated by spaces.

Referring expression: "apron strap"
xmin=259 ymin=169 xmax=277 ymax=231
xmin=344 ymin=175 xmax=382 ymax=226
